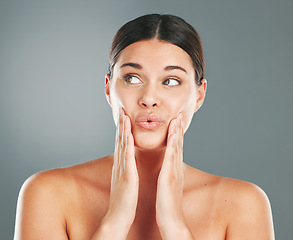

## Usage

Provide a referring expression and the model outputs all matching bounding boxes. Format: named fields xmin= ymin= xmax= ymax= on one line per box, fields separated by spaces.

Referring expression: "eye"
xmin=123 ymin=74 xmax=142 ymax=84
xmin=163 ymin=78 xmax=181 ymax=86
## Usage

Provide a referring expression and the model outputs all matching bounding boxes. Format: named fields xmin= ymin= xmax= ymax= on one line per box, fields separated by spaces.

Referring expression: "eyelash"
xmin=123 ymin=74 xmax=182 ymax=86
xmin=123 ymin=74 xmax=141 ymax=84
xmin=163 ymin=78 xmax=182 ymax=86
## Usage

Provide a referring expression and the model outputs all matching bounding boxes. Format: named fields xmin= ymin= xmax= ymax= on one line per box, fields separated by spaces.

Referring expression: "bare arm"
xmin=14 ymin=109 xmax=138 ymax=240
xmin=226 ymin=183 xmax=274 ymax=240
xmin=14 ymin=172 xmax=69 ymax=240
xmin=90 ymin=109 xmax=139 ymax=240
xmin=156 ymin=114 xmax=196 ymax=240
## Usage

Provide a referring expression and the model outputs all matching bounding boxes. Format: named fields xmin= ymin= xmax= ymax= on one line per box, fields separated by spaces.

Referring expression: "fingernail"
xmin=170 ymin=133 xmax=176 ymax=142
xmin=171 ymin=119 xmax=177 ymax=127
xmin=126 ymin=130 xmax=131 ymax=137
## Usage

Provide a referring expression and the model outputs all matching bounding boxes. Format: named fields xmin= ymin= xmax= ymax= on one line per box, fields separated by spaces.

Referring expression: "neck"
xmin=134 ymin=146 xmax=166 ymax=182
xmin=133 ymin=147 xmax=167 ymax=213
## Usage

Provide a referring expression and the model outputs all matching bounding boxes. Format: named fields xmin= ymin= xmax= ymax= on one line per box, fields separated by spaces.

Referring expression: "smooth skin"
xmin=14 ymin=39 xmax=274 ymax=240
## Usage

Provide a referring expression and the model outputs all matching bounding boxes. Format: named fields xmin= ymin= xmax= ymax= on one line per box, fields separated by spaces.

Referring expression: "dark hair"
xmin=109 ymin=14 xmax=205 ymax=86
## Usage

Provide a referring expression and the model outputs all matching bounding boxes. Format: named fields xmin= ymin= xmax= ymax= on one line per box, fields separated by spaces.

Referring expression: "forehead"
xmin=115 ymin=39 xmax=194 ymax=72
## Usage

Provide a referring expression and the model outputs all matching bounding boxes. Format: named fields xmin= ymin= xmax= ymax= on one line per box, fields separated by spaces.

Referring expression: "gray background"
xmin=1 ymin=0 xmax=292 ymax=239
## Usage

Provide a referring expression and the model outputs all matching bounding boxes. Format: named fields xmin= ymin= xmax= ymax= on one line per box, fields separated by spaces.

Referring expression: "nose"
xmin=138 ymin=84 xmax=160 ymax=108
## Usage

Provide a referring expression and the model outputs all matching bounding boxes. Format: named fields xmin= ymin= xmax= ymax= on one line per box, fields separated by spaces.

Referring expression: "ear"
xmin=105 ymin=74 xmax=111 ymax=106
xmin=194 ymin=79 xmax=207 ymax=113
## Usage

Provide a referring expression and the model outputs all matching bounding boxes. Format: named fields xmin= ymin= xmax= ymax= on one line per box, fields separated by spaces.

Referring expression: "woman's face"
xmin=105 ymin=39 xmax=206 ymax=150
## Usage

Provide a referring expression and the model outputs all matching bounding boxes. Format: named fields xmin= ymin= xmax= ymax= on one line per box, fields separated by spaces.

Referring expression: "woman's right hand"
xmin=92 ymin=108 xmax=139 ymax=239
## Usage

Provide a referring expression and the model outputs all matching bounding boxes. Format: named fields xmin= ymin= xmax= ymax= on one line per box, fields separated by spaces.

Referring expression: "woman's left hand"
xmin=156 ymin=113 xmax=195 ymax=239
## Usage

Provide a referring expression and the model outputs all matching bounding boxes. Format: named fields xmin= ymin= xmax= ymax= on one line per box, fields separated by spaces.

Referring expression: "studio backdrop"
xmin=0 ymin=0 xmax=292 ymax=239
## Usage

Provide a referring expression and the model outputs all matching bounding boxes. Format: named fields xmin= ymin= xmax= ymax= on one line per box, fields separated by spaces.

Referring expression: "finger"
xmin=174 ymin=118 xmax=180 ymax=170
xmin=162 ymin=131 xmax=176 ymax=173
xmin=125 ymin=132 xmax=137 ymax=175
xmin=168 ymin=118 xmax=176 ymax=138
xmin=178 ymin=113 xmax=184 ymax=162
xmin=177 ymin=114 xmax=184 ymax=177
xmin=165 ymin=118 xmax=177 ymax=164
xmin=115 ymin=108 xmax=125 ymax=168
xmin=124 ymin=115 xmax=132 ymax=164
xmin=178 ymin=113 xmax=183 ymax=142
xmin=172 ymin=114 xmax=183 ymax=172
xmin=124 ymin=113 xmax=131 ymax=137
xmin=121 ymin=111 xmax=129 ymax=172
xmin=115 ymin=108 xmax=123 ymax=142
xmin=123 ymin=115 xmax=138 ymax=178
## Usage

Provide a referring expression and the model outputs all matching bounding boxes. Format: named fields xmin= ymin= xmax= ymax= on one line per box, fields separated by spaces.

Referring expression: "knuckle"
xmin=118 ymin=134 xmax=123 ymax=142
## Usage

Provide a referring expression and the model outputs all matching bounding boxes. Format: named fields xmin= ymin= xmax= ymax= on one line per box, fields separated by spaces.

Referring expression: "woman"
xmin=14 ymin=14 xmax=274 ymax=240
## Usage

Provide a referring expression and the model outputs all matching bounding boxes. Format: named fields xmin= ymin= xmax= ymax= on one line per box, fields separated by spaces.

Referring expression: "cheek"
xmin=179 ymin=95 xmax=198 ymax=133
xmin=111 ymin=87 xmax=137 ymax=125
xmin=109 ymin=86 xmax=124 ymax=125
xmin=162 ymin=90 xmax=197 ymax=131
xmin=118 ymin=92 xmax=137 ymax=114
xmin=182 ymin=109 xmax=195 ymax=133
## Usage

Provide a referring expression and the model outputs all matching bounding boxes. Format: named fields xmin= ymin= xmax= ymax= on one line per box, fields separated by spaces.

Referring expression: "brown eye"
xmin=123 ymin=74 xmax=142 ymax=84
xmin=163 ymin=78 xmax=181 ymax=86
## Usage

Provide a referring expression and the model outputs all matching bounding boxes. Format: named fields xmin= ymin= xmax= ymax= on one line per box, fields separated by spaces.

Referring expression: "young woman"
xmin=14 ymin=14 xmax=274 ymax=240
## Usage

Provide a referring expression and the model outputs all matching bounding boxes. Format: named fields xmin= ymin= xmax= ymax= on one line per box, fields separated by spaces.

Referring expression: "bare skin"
xmin=14 ymin=151 xmax=274 ymax=239
xmin=14 ymin=40 xmax=274 ymax=240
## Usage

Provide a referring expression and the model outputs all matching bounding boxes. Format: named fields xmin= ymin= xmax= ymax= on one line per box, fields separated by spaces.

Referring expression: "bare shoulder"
xmin=185 ymin=165 xmax=272 ymax=209
xmin=14 ymin=155 xmax=113 ymax=240
xmin=17 ymin=167 xmax=73 ymax=216
xmin=220 ymin=177 xmax=275 ymax=239
xmin=184 ymin=166 xmax=274 ymax=239
xmin=19 ymin=155 xmax=112 ymax=199
xmin=14 ymin=167 xmax=71 ymax=239
xmin=219 ymin=176 xmax=270 ymax=204
xmin=21 ymin=167 xmax=70 ymax=195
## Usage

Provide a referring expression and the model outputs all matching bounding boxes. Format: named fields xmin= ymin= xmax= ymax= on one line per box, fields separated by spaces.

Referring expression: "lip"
xmin=135 ymin=114 xmax=163 ymax=130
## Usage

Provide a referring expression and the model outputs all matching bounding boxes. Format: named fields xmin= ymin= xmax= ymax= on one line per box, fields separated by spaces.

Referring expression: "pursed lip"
xmin=135 ymin=114 xmax=163 ymax=130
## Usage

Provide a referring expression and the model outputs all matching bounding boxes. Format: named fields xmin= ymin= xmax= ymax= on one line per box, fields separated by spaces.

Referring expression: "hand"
xmin=94 ymin=108 xmax=139 ymax=239
xmin=156 ymin=113 xmax=194 ymax=239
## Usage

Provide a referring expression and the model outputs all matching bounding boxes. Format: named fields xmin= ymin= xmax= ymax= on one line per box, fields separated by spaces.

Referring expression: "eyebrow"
xmin=120 ymin=62 xmax=187 ymax=73
xmin=120 ymin=62 xmax=142 ymax=69
xmin=164 ymin=65 xmax=187 ymax=73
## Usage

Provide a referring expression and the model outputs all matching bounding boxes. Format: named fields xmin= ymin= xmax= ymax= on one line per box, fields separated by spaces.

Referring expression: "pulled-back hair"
xmin=109 ymin=14 xmax=205 ymax=86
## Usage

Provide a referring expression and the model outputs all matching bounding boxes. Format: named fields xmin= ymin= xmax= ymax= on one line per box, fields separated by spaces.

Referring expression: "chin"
xmin=133 ymin=133 xmax=167 ymax=151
